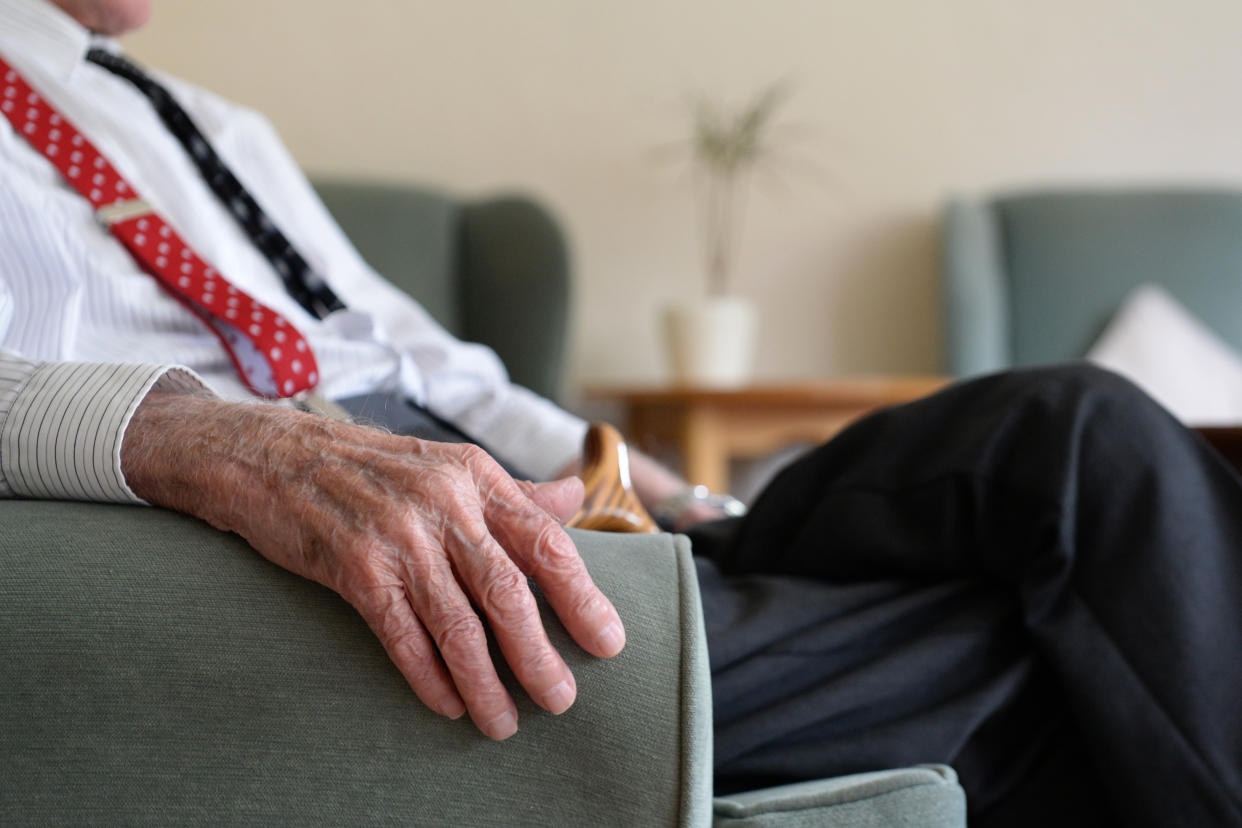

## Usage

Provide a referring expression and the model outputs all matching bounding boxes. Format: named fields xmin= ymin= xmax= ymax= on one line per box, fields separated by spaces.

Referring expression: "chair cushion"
xmin=712 ymin=765 xmax=966 ymax=827
xmin=1087 ymin=284 xmax=1242 ymax=424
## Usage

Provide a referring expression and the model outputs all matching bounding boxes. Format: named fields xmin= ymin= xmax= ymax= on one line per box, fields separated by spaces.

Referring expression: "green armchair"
xmin=0 ymin=182 xmax=967 ymax=826
xmin=313 ymin=179 xmax=571 ymax=403
xmin=2 ymin=503 xmax=964 ymax=826
xmin=941 ymin=187 xmax=1242 ymax=376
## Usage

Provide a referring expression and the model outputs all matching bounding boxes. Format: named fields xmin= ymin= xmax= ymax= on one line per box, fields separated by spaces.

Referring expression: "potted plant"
xmin=664 ymin=82 xmax=794 ymax=386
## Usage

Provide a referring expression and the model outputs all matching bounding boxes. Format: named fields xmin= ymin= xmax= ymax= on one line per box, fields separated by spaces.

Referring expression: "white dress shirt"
xmin=0 ymin=0 xmax=586 ymax=502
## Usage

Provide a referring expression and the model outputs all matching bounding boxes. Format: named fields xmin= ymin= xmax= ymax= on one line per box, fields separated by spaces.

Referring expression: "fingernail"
xmin=484 ymin=710 xmax=518 ymax=740
xmin=436 ymin=699 xmax=466 ymax=720
xmin=540 ymin=680 xmax=575 ymax=715
xmin=595 ymin=621 xmax=625 ymax=657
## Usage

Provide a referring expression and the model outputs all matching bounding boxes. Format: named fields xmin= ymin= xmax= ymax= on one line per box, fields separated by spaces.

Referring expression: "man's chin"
xmin=50 ymin=0 xmax=152 ymax=37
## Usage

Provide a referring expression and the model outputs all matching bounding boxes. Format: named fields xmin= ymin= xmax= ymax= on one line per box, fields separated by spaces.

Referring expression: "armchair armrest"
xmin=1 ymin=502 xmax=711 ymax=826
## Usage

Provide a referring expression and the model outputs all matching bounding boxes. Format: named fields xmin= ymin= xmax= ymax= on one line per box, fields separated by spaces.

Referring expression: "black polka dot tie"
xmin=86 ymin=48 xmax=345 ymax=321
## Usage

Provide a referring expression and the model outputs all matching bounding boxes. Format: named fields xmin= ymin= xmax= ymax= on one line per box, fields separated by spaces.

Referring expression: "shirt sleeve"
xmin=0 ymin=145 xmax=212 ymax=503
xmin=0 ymin=350 xmax=207 ymax=502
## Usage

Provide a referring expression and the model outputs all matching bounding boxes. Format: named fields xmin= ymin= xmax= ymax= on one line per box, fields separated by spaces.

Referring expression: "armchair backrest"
xmin=942 ymin=188 xmax=1242 ymax=376
xmin=313 ymin=179 xmax=571 ymax=402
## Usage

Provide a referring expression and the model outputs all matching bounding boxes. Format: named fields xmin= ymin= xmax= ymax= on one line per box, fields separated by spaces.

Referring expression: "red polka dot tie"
xmin=0 ymin=56 xmax=319 ymax=399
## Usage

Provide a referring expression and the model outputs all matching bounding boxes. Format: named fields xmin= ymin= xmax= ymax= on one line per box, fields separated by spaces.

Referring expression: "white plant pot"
xmin=663 ymin=297 xmax=758 ymax=387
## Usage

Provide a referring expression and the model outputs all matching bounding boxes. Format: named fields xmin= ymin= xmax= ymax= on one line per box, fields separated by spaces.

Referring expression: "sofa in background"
xmin=941 ymin=187 xmax=1242 ymax=377
xmin=0 ymin=181 xmax=967 ymax=826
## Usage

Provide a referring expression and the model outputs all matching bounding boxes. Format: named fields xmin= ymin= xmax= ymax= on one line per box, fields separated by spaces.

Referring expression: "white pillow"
xmin=1086 ymin=284 xmax=1242 ymax=424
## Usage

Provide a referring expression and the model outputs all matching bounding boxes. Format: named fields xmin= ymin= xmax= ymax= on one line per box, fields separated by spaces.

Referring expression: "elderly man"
xmin=2 ymin=1 xmax=1240 ymax=825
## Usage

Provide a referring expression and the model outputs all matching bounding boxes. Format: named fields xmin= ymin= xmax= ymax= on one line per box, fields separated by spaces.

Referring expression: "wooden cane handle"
xmin=567 ymin=422 xmax=659 ymax=533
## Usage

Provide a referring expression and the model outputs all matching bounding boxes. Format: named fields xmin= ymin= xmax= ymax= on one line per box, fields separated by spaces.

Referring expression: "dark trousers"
xmin=688 ymin=364 xmax=1242 ymax=827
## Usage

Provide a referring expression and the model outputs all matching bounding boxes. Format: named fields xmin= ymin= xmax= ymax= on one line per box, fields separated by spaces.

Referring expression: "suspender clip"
xmin=96 ymin=198 xmax=153 ymax=226
xmin=293 ymin=392 xmax=353 ymax=421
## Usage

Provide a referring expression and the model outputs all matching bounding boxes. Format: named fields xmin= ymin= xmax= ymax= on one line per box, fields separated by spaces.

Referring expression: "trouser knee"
xmin=979 ymin=362 xmax=1177 ymax=436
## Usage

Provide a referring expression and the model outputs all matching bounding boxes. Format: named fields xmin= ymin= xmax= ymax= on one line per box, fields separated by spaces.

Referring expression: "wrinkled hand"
xmin=121 ymin=392 xmax=625 ymax=740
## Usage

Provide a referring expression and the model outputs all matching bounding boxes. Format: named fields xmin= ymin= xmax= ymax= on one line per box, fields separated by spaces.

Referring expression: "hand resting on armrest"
xmin=119 ymin=389 xmax=626 ymax=741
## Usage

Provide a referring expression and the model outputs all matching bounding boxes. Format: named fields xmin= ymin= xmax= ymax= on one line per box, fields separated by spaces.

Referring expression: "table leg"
xmin=681 ymin=406 xmax=729 ymax=492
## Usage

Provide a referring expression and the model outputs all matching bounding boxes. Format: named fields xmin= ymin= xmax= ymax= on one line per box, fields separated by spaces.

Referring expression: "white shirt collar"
xmin=0 ymin=0 xmax=100 ymax=81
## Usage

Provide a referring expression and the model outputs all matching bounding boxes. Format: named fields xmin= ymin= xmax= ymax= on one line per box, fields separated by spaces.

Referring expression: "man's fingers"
xmin=446 ymin=518 xmax=579 ymax=718
xmin=404 ymin=554 xmax=521 ymax=740
xmin=521 ymin=522 xmax=626 ymax=659
xmin=224 ymin=420 xmax=622 ymax=737
xmin=519 ymin=476 xmax=584 ymax=523
xmin=354 ymin=584 xmax=466 ymax=720
xmin=483 ymin=481 xmax=626 ymax=661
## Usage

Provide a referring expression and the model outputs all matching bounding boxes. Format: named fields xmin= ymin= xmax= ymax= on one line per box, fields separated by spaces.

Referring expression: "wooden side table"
xmin=588 ymin=377 xmax=949 ymax=492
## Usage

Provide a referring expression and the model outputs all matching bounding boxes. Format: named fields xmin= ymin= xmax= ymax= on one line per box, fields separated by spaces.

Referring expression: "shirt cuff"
xmin=0 ymin=361 xmax=208 ymax=503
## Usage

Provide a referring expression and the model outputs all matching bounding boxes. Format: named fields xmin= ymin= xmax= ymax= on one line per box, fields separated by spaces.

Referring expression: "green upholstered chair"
xmin=2 ymin=503 xmax=965 ymax=826
xmin=941 ymin=187 xmax=1242 ymax=376
xmin=313 ymin=179 xmax=571 ymax=403
xmin=0 ymin=182 xmax=967 ymax=826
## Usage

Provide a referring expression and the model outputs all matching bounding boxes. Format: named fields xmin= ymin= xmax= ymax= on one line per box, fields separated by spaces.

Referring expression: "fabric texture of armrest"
xmin=0 ymin=502 xmax=711 ymax=826
xmin=712 ymin=765 xmax=966 ymax=827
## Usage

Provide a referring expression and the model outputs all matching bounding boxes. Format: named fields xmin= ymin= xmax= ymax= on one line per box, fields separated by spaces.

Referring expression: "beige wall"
xmin=126 ymin=0 xmax=1242 ymax=391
